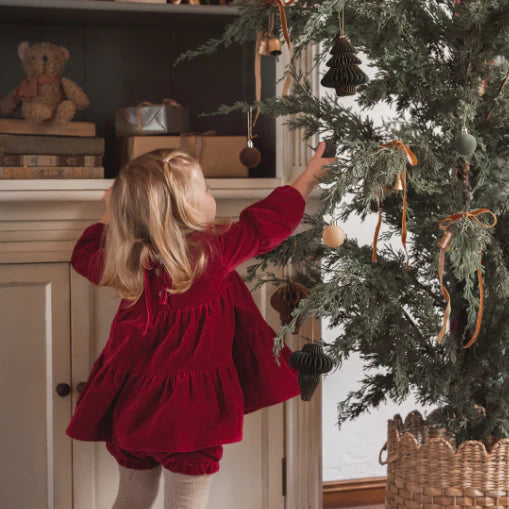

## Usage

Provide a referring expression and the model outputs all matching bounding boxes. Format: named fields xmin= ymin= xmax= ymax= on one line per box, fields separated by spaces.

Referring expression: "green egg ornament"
xmin=454 ymin=127 xmax=477 ymax=157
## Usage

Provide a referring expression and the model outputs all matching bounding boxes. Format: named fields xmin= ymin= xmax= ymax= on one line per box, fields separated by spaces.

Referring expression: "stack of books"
xmin=0 ymin=119 xmax=104 ymax=179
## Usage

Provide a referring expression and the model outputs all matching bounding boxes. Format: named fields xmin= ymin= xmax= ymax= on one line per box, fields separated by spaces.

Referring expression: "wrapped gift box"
xmin=117 ymin=134 xmax=249 ymax=177
xmin=115 ymin=101 xmax=191 ymax=137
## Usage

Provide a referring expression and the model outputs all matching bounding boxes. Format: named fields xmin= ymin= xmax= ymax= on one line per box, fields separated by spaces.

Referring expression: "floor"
xmin=346 ymin=506 xmax=383 ymax=509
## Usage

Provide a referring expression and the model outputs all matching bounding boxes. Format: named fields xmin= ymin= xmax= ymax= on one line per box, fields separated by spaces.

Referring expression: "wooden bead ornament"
xmin=239 ymin=106 xmax=261 ymax=168
xmin=322 ymin=222 xmax=345 ymax=248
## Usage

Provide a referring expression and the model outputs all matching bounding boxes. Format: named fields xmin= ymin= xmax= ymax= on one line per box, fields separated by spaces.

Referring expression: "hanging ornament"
xmin=372 ymin=140 xmax=418 ymax=268
xmin=382 ymin=173 xmax=404 ymax=194
xmin=239 ymin=106 xmax=262 ymax=169
xmin=253 ymin=1 xmax=295 ymax=129
xmin=452 ymin=162 xmax=473 ymax=206
xmin=270 ymin=263 xmax=310 ymax=334
xmin=288 ymin=317 xmax=335 ymax=401
xmin=270 ymin=282 xmax=310 ymax=334
xmin=320 ymin=7 xmax=369 ymax=97
xmin=436 ymin=209 xmax=497 ymax=348
xmin=258 ymin=13 xmax=282 ymax=56
xmin=454 ymin=126 xmax=477 ymax=157
xmin=322 ymin=221 xmax=345 ymax=248
xmin=323 ymin=137 xmax=338 ymax=158
xmin=257 ymin=34 xmax=271 ymax=57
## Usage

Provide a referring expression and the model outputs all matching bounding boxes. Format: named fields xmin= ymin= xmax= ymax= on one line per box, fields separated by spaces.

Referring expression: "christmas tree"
xmin=175 ymin=0 xmax=509 ymax=444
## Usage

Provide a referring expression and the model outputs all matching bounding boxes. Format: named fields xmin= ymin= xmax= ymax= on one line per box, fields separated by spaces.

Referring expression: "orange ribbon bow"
xmin=436 ymin=208 xmax=497 ymax=348
xmin=372 ymin=140 xmax=418 ymax=268
xmin=253 ymin=0 xmax=295 ymax=128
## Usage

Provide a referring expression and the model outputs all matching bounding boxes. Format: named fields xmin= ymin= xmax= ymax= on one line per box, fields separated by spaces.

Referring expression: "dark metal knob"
xmin=76 ymin=382 xmax=86 ymax=393
xmin=56 ymin=383 xmax=71 ymax=397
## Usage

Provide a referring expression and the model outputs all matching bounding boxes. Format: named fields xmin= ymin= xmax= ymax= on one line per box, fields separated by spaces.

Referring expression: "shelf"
xmin=0 ymin=0 xmax=240 ymax=27
xmin=0 ymin=177 xmax=284 ymax=202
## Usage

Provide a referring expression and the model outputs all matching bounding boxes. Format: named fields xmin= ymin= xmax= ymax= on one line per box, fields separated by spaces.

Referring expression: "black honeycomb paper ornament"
xmin=321 ymin=35 xmax=369 ymax=97
xmin=289 ymin=341 xmax=335 ymax=401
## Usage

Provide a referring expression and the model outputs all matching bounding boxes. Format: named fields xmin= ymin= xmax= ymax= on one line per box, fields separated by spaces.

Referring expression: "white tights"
xmin=111 ymin=464 xmax=214 ymax=509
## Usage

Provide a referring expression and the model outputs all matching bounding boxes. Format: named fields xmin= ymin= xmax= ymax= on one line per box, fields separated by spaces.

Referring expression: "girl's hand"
xmin=99 ymin=185 xmax=113 ymax=224
xmin=290 ymin=141 xmax=339 ymax=201
xmin=304 ymin=141 xmax=338 ymax=180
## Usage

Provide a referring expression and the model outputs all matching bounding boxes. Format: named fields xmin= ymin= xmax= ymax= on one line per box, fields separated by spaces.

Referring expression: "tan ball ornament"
xmin=322 ymin=223 xmax=345 ymax=248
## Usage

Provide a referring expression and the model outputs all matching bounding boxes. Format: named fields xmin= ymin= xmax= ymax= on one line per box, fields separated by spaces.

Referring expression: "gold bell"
xmin=268 ymin=35 xmax=282 ymax=56
xmin=392 ymin=173 xmax=404 ymax=191
xmin=257 ymin=34 xmax=271 ymax=56
xmin=437 ymin=230 xmax=453 ymax=250
xmin=382 ymin=173 xmax=404 ymax=194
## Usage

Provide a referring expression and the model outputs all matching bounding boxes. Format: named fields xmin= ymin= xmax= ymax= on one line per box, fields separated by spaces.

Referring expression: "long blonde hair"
xmin=99 ymin=148 xmax=230 ymax=306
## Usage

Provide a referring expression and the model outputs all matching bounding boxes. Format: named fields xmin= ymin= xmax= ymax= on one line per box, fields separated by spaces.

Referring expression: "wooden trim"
xmin=0 ymin=0 xmax=240 ymax=17
xmin=0 ymin=178 xmax=288 ymax=202
xmin=283 ymin=44 xmax=324 ymax=509
xmin=323 ymin=477 xmax=386 ymax=508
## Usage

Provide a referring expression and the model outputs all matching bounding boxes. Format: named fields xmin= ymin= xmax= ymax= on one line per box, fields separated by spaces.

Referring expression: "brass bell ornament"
xmin=258 ymin=13 xmax=282 ymax=57
xmin=383 ymin=173 xmax=404 ymax=194
xmin=257 ymin=35 xmax=271 ymax=56
xmin=268 ymin=34 xmax=282 ymax=56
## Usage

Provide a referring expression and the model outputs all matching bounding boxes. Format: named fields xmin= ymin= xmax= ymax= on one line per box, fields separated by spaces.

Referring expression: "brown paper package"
xmin=116 ymin=135 xmax=249 ymax=178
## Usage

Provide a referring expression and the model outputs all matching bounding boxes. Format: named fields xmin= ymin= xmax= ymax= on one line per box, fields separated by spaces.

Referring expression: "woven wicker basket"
xmin=379 ymin=410 xmax=509 ymax=508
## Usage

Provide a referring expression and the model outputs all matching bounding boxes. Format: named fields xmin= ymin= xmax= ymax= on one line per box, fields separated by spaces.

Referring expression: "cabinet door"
xmin=0 ymin=263 xmax=72 ymax=509
xmin=70 ymin=262 xmax=286 ymax=509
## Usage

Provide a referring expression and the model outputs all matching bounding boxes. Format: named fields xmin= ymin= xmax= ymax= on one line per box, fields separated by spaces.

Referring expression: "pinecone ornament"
xmin=289 ymin=343 xmax=334 ymax=401
xmin=321 ymin=35 xmax=369 ymax=96
xmin=270 ymin=281 xmax=310 ymax=334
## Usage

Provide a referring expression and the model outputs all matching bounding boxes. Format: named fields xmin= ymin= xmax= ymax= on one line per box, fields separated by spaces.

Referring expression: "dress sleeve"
xmin=229 ymin=270 xmax=301 ymax=414
xmin=70 ymin=222 xmax=106 ymax=285
xmin=217 ymin=185 xmax=306 ymax=272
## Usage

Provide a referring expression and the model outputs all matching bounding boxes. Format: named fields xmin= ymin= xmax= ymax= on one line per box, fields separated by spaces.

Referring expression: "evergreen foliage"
xmin=175 ymin=0 xmax=509 ymax=444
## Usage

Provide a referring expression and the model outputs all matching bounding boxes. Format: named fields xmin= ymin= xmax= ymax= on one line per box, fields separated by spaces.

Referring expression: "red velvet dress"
xmin=65 ymin=185 xmax=304 ymax=452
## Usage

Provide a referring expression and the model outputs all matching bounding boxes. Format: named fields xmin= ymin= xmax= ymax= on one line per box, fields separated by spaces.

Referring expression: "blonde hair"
xmin=99 ymin=148 xmax=230 ymax=306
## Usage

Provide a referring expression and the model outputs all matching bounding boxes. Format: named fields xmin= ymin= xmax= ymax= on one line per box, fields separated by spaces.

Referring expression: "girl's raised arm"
xmin=216 ymin=184 xmax=306 ymax=272
xmin=216 ymin=141 xmax=337 ymax=272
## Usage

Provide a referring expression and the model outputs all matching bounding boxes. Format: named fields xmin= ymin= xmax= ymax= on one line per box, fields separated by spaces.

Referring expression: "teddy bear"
xmin=0 ymin=41 xmax=90 ymax=126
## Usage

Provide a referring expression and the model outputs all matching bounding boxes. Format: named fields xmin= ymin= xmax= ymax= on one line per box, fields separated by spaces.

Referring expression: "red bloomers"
xmin=106 ymin=439 xmax=223 ymax=476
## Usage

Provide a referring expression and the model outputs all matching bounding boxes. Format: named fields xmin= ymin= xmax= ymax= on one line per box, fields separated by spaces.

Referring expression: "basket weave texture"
xmin=381 ymin=410 xmax=509 ymax=508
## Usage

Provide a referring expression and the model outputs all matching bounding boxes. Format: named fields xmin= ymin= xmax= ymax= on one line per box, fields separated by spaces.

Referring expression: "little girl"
xmin=65 ymin=141 xmax=336 ymax=509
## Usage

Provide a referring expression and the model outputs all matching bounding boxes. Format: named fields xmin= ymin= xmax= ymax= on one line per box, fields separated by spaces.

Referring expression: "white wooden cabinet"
xmin=0 ymin=257 xmax=286 ymax=509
